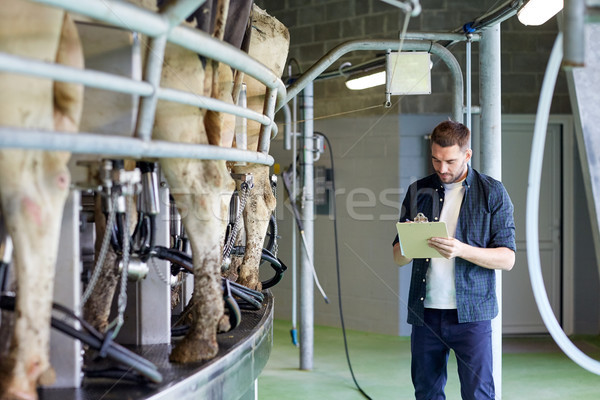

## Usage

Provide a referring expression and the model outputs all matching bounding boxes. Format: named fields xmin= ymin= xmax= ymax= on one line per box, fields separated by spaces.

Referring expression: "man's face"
xmin=431 ymin=143 xmax=472 ymax=184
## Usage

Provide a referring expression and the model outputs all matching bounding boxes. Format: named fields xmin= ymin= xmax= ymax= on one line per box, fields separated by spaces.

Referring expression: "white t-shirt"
xmin=424 ymin=180 xmax=465 ymax=309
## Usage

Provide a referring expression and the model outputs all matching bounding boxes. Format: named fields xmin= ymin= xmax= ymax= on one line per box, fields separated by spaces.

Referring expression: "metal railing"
xmin=0 ymin=0 xmax=284 ymax=165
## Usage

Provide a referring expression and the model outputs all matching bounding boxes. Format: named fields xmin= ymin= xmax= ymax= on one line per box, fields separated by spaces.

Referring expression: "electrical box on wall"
xmin=386 ymin=51 xmax=432 ymax=95
xmin=315 ymin=166 xmax=333 ymax=216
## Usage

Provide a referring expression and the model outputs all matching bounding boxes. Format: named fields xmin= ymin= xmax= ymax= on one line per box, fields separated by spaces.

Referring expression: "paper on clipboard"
xmin=396 ymin=221 xmax=449 ymax=259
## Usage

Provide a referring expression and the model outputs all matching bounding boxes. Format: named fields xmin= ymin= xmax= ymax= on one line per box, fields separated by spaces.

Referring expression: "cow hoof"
xmin=169 ymin=337 xmax=218 ymax=363
xmin=221 ymin=268 xmax=238 ymax=282
xmin=36 ymin=366 xmax=56 ymax=386
xmin=0 ymin=381 xmax=37 ymax=400
xmin=217 ymin=314 xmax=231 ymax=333
xmin=0 ymin=389 xmax=37 ymax=400
xmin=237 ymin=277 xmax=262 ymax=291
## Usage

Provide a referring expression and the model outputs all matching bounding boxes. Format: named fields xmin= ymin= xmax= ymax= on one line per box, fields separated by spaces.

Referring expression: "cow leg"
xmin=154 ymin=41 xmax=234 ymax=362
xmin=205 ymin=63 xmax=235 ymax=147
xmin=233 ymin=164 xmax=275 ymax=291
xmin=82 ymin=195 xmax=120 ymax=336
xmin=161 ymin=159 xmax=233 ymax=362
xmin=0 ymin=151 xmax=73 ymax=399
xmin=0 ymin=6 xmax=83 ymax=399
xmin=220 ymin=5 xmax=287 ymax=291
xmin=204 ymin=0 xmax=235 ymax=148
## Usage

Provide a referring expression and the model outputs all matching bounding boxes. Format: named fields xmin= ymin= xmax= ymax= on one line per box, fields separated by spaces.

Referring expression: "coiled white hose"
xmin=527 ymin=32 xmax=600 ymax=375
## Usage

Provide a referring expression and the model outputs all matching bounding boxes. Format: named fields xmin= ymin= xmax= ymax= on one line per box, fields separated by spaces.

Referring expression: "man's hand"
xmin=393 ymin=242 xmax=413 ymax=266
xmin=428 ymin=237 xmax=515 ymax=271
xmin=428 ymin=237 xmax=464 ymax=259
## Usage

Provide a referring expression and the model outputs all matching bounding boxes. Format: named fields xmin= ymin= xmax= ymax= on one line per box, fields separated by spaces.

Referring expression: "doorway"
xmin=501 ymin=119 xmax=563 ymax=334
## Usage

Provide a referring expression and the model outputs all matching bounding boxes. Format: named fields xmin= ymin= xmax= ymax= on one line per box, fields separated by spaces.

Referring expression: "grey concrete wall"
xmin=269 ymin=115 xmax=402 ymax=335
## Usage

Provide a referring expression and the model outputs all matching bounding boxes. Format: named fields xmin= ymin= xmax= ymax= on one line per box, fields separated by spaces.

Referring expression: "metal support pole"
xmin=258 ymin=88 xmax=278 ymax=153
xmin=563 ymin=0 xmax=585 ymax=68
xmin=282 ymin=99 xmax=299 ymax=342
xmin=136 ymin=35 xmax=167 ymax=142
xmin=465 ymin=36 xmax=472 ymax=130
xmin=479 ymin=24 xmax=503 ymax=399
xmin=292 ymin=93 xmax=298 ymax=344
xmin=300 ymin=82 xmax=314 ymax=370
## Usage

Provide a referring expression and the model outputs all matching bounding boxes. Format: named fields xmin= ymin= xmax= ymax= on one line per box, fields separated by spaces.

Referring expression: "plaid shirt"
xmin=393 ymin=166 xmax=516 ymax=325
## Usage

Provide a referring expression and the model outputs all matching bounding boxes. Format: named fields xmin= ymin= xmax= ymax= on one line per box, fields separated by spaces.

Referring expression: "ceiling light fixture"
xmin=518 ymin=0 xmax=564 ymax=26
xmin=345 ymin=69 xmax=386 ymax=90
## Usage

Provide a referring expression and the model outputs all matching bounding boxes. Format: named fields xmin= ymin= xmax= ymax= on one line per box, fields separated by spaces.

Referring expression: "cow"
xmin=224 ymin=5 xmax=289 ymax=290
xmin=0 ymin=1 xmax=84 ymax=399
xmin=143 ymin=0 xmax=289 ymax=362
xmin=79 ymin=0 xmax=236 ymax=363
xmin=0 ymin=4 xmax=289 ymax=400
xmin=82 ymin=0 xmax=288 ymax=363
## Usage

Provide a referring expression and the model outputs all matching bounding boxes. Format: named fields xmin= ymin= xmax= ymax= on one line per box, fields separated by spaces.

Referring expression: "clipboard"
xmin=396 ymin=221 xmax=449 ymax=259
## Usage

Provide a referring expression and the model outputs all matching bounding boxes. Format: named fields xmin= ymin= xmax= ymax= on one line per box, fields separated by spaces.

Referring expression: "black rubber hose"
xmin=223 ymin=279 xmax=242 ymax=330
xmin=110 ymin=216 xmax=121 ymax=253
xmin=315 ymin=131 xmax=372 ymax=400
xmin=264 ymin=214 xmax=276 ymax=252
xmin=152 ymin=246 xmax=194 ymax=274
xmin=152 ymin=246 xmax=263 ymax=310
xmin=226 ymin=278 xmax=264 ymax=302
xmin=50 ymin=318 xmax=162 ymax=384
xmin=260 ymin=248 xmax=287 ymax=289
xmin=131 ymin=211 xmax=145 ymax=253
xmin=229 ymin=285 xmax=262 ymax=310
xmin=0 ymin=295 xmax=161 ymax=383
xmin=83 ymin=368 xmax=151 ymax=384
xmin=50 ymin=302 xmax=157 ymax=371
xmin=0 ymin=262 xmax=9 ymax=292
xmin=116 ymin=212 xmax=126 ymax=251
xmin=171 ymin=325 xmax=189 ymax=337
xmin=138 ymin=215 xmax=156 ymax=262
xmin=225 ymin=296 xmax=242 ymax=329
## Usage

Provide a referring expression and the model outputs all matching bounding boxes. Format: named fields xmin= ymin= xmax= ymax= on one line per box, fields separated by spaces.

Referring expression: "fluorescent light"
xmin=518 ymin=0 xmax=563 ymax=26
xmin=345 ymin=70 xmax=386 ymax=90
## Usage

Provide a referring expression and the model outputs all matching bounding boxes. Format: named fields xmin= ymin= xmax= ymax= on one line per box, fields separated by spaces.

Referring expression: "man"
xmin=393 ymin=120 xmax=516 ymax=400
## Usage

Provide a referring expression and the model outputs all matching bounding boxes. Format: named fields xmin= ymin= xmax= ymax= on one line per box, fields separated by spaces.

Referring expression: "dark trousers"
xmin=411 ymin=309 xmax=494 ymax=400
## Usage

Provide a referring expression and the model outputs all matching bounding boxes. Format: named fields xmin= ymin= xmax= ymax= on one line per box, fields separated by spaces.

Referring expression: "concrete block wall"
xmin=256 ymin=0 xmax=569 ymax=118
xmin=268 ymin=115 xmax=403 ymax=335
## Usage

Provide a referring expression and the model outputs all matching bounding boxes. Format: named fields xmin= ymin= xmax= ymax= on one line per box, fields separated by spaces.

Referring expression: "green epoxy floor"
xmin=258 ymin=320 xmax=600 ymax=399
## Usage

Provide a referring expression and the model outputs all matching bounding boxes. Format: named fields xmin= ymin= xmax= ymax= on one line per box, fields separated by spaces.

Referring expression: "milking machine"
xmin=0 ymin=155 xmax=289 ymax=390
xmin=81 ymin=160 xmax=287 ymax=340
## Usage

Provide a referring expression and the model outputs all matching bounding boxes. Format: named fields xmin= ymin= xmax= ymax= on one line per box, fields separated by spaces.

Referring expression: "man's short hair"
xmin=430 ymin=120 xmax=470 ymax=150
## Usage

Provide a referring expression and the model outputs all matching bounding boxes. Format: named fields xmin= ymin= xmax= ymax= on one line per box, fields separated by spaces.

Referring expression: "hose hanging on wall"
xmin=527 ymin=32 xmax=600 ymax=375
xmin=281 ymin=164 xmax=329 ymax=303
xmin=314 ymin=132 xmax=373 ymax=400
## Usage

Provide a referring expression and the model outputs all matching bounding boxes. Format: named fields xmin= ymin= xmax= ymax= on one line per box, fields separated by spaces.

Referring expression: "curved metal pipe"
xmin=281 ymin=103 xmax=293 ymax=150
xmin=528 ymin=33 xmax=600 ymax=376
xmin=33 ymin=0 xmax=286 ymax=107
xmin=168 ymin=26 xmax=287 ymax=105
xmin=281 ymin=39 xmax=464 ymax=122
